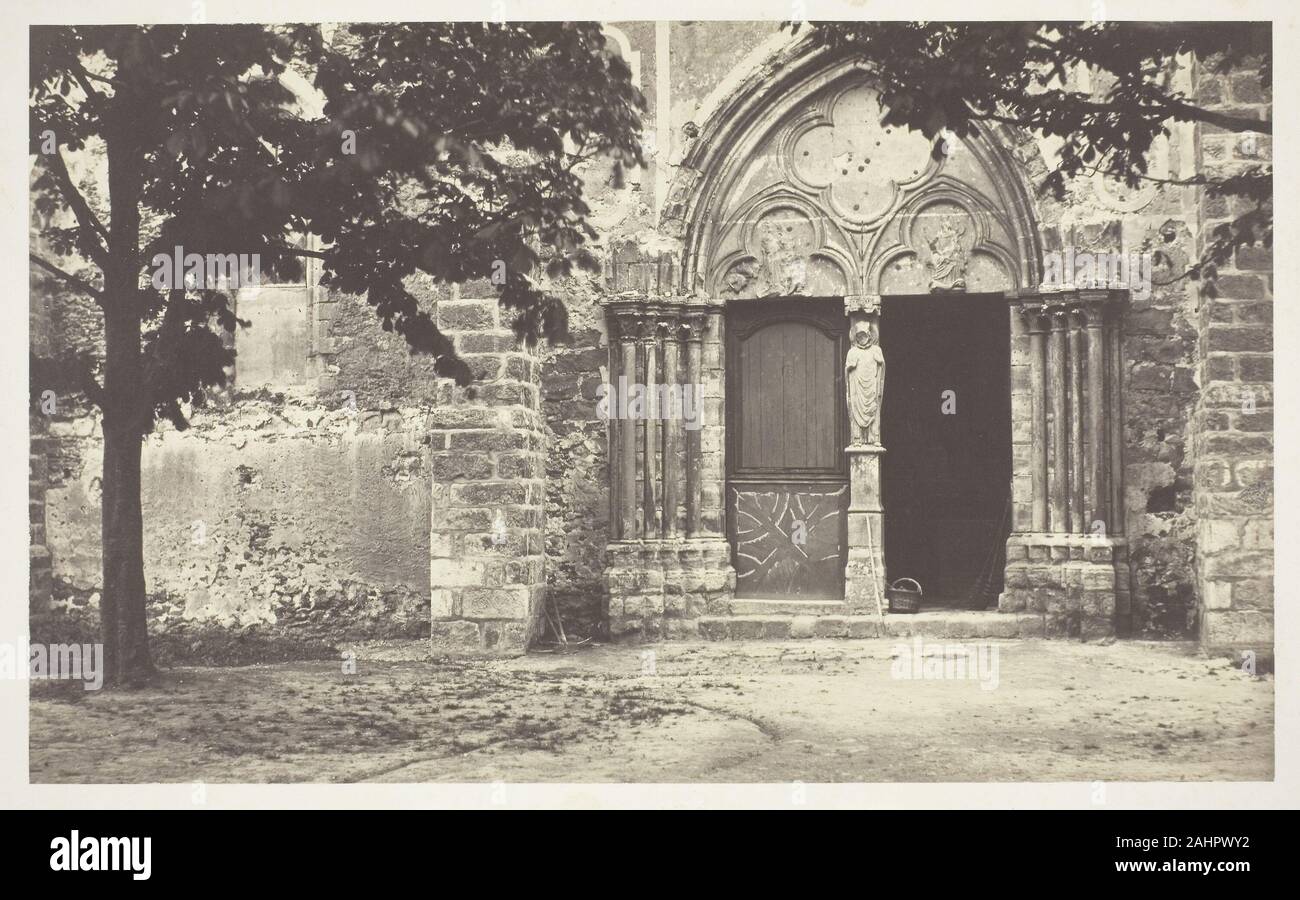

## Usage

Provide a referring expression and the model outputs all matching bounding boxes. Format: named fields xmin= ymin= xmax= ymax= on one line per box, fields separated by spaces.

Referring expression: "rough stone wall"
xmin=427 ymin=286 xmax=548 ymax=653
xmin=29 ymin=421 xmax=52 ymax=611
xmin=33 ymin=270 xmax=446 ymax=645
xmin=540 ymin=321 xmax=609 ymax=637
xmin=1112 ymin=173 xmax=1202 ymax=639
xmin=1191 ymin=56 xmax=1274 ymax=658
xmin=41 ymin=386 xmax=437 ymax=645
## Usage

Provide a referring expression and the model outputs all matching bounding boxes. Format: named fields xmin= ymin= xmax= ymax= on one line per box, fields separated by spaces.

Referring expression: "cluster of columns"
xmin=606 ymin=299 xmax=721 ymax=543
xmin=1017 ymin=289 xmax=1125 ymax=538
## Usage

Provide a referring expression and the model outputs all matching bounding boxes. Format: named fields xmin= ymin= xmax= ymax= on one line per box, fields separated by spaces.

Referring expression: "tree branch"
xmin=43 ymin=151 xmax=111 ymax=266
xmin=1157 ymin=96 xmax=1271 ymax=134
xmin=267 ymin=242 xmax=328 ymax=259
xmin=72 ymin=62 xmax=120 ymax=94
xmin=29 ymin=253 xmax=104 ymax=302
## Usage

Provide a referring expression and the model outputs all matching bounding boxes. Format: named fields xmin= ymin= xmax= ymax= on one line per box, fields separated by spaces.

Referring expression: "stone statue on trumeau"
xmin=846 ymin=319 xmax=885 ymax=445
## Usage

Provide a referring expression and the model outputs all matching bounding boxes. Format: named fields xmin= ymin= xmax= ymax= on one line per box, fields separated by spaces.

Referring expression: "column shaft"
xmin=1086 ymin=314 xmax=1108 ymax=533
xmin=619 ymin=333 xmax=639 ymax=539
xmin=1027 ymin=316 xmax=1049 ymax=531
xmin=684 ymin=318 xmax=704 ymax=538
xmin=1068 ymin=315 xmax=1085 ymax=534
xmin=1108 ymin=315 xmax=1125 ymax=535
xmin=1048 ymin=314 xmax=1069 ymax=532
xmin=642 ymin=329 xmax=658 ymax=538
xmin=662 ymin=323 xmax=681 ymax=539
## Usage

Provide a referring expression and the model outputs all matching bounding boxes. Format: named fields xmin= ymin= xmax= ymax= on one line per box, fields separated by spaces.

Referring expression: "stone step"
xmin=698 ymin=611 xmax=1047 ymax=641
xmin=728 ymin=598 xmax=847 ymax=616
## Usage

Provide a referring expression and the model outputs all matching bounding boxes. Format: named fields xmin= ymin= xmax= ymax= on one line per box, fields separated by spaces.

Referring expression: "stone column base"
xmin=606 ymin=538 xmax=735 ymax=641
xmin=1001 ymin=533 xmax=1128 ymax=640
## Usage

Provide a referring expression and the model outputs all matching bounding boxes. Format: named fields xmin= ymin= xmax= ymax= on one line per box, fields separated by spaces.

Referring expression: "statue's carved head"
xmin=851 ymin=318 xmax=877 ymax=348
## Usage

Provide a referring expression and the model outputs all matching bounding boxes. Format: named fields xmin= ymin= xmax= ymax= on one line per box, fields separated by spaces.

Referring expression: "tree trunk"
xmin=100 ymin=97 xmax=152 ymax=688
xmin=100 ymin=307 xmax=151 ymax=687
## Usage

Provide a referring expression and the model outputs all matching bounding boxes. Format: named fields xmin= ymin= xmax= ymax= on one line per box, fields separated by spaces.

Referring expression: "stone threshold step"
xmin=728 ymin=598 xmax=847 ymax=616
xmin=698 ymin=612 xmax=1046 ymax=640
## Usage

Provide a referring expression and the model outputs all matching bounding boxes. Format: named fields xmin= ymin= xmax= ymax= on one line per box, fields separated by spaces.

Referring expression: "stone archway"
xmin=604 ymin=43 xmax=1129 ymax=639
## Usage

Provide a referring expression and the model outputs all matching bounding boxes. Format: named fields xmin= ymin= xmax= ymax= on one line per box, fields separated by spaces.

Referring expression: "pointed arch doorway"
xmin=602 ymin=43 xmax=1131 ymax=640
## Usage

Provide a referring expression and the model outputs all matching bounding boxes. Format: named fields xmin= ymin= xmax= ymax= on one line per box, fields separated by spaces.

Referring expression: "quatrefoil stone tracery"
xmin=788 ymin=85 xmax=936 ymax=228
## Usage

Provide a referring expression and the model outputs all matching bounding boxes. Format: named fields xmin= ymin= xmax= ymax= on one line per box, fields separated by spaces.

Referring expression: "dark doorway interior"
xmin=880 ymin=295 xmax=1011 ymax=609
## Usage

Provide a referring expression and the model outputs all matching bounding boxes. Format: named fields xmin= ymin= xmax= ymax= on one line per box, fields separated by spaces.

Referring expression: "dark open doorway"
xmin=880 ymin=295 xmax=1011 ymax=610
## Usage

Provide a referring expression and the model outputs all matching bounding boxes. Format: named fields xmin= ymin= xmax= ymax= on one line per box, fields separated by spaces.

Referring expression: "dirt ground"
xmin=28 ymin=638 xmax=1272 ymax=783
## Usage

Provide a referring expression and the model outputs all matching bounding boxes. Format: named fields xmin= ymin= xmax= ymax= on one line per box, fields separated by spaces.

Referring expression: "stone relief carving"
xmin=756 ymin=218 xmax=809 ymax=296
xmin=869 ymin=193 xmax=1018 ymax=295
xmin=723 ymin=260 xmax=758 ymax=295
xmin=845 ymin=318 xmax=884 ymax=445
xmin=1091 ymin=134 xmax=1168 ymax=214
xmin=713 ymin=201 xmax=852 ymax=299
xmin=921 ymin=217 xmax=970 ymax=291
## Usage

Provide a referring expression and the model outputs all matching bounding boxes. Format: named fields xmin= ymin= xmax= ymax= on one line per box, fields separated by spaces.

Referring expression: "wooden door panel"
xmin=726 ymin=300 xmax=848 ymax=600
xmin=734 ymin=319 xmax=841 ymax=473
xmin=731 ymin=483 xmax=847 ymax=600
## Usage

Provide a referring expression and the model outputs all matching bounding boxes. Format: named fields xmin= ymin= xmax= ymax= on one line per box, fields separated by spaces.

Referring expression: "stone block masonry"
xmin=1191 ymin=56 xmax=1273 ymax=661
xmin=1001 ymin=534 xmax=1127 ymax=640
xmin=30 ymin=425 xmax=52 ymax=611
xmin=428 ymin=289 xmax=549 ymax=654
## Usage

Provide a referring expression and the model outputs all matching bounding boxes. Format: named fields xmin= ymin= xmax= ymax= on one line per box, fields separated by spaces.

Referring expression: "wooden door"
xmin=726 ymin=300 xmax=848 ymax=600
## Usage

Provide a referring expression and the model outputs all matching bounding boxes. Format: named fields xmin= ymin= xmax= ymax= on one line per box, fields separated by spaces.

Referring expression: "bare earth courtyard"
xmin=29 ymin=640 xmax=1272 ymax=784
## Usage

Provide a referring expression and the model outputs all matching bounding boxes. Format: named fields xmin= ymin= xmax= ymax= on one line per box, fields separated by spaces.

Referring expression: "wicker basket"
xmin=887 ymin=577 xmax=923 ymax=614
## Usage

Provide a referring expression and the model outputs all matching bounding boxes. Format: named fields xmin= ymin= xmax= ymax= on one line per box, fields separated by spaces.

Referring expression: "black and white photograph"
xmin=2 ymin=0 xmax=1294 ymax=839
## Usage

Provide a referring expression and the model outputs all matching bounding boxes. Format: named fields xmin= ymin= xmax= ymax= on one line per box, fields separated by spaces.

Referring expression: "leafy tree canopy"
xmin=31 ymin=22 xmax=645 ymax=430
xmin=791 ymin=21 xmax=1271 ymax=286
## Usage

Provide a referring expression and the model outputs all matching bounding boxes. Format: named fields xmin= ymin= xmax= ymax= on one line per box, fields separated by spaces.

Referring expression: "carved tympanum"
xmin=699 ymin=72 xmax=1031 ymax=298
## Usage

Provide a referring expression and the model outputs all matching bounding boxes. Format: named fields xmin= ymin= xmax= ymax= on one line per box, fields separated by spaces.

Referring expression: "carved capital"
xmin=1079 ymin=301 xmax=1108 ymax=329
xmin=844 ymin=293 xmax=881 ymax=316
xmin=1017 ymin=302 xmax=1051 ymax=334
xmin=1047 ymin=305 xmax=1071 ymax=331
xmin=608 ymin=307 xmax=642 ymax=343
xmin=682 ymin=311 xmax=709 ymax=343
